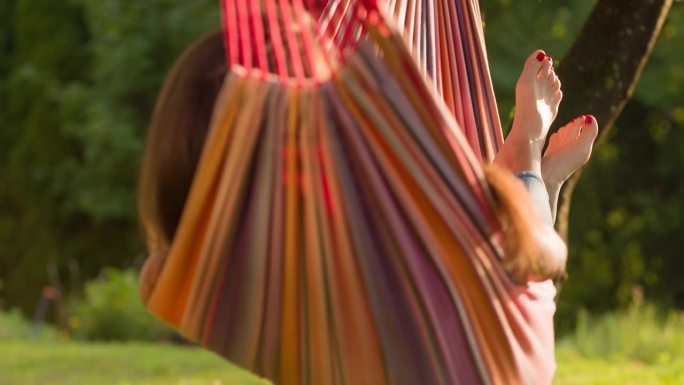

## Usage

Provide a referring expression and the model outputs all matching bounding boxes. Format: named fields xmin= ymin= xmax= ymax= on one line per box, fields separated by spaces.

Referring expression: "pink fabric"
xmin=511 ymin=280 xmax=557 ymax=385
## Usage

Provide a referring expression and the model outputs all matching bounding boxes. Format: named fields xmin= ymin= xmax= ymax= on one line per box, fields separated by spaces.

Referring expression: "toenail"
xmin=536 ymin=52 xmax=546 ymax=62
xmin=585 ymin=115 xmax=593 ymax=124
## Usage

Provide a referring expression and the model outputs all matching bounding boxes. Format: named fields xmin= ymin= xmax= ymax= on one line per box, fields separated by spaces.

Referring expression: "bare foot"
xmin=542 ymin=114 xmax=599 ymax=221
xmin=495 ymin=50 xmax=563 ymax=176
xmin=542 ymin=114 xmax=599 ymax=187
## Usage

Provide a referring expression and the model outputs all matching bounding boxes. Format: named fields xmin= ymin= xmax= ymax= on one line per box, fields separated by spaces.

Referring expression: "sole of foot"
xmin=542 ymin=114 xmax=599 ymax=187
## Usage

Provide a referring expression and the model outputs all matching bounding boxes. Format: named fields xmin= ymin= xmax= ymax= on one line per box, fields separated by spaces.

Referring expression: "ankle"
xmin=541 ymin=164 xmax=567 ymax=187
xmin=510 ymin=112 xmax=549 ymax=145
xmin=544 ymin=179 xmax=562 ymax=197
xmin=500 ymin=135 xmax=543 ymax=175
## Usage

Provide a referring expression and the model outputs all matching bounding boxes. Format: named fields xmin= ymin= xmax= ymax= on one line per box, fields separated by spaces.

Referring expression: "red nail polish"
xmin=536 ymin=52 xmax=546 ymax=62
xmin=585 ymin=115 xmax=593 ymax=124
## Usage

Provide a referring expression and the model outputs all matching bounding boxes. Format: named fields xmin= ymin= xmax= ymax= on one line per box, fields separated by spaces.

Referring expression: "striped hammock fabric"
xmin=143 ymin=1 xmax=557 ymax=385
xmin=320 ymin=0 xmax=503 ymax=161
xmin=222 ymin=0 xmax=502 ymax=161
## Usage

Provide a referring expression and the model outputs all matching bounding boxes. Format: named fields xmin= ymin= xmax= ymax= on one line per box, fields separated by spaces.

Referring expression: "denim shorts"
xmin=516 ymin=171 xmax=553 ymax=226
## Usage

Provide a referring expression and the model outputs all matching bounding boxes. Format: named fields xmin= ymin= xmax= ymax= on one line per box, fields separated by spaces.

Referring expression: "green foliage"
xmin=68 ymin=269 xmax=173 ymax=341
xmin=0 ymin=309 xmax=60 ymax=342
xmin=0 ymin=0 xmax=218 ymax=314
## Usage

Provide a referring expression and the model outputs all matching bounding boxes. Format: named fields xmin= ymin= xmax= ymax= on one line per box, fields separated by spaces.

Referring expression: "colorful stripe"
xmin=318 ymin=0 xmax=503 ymax=161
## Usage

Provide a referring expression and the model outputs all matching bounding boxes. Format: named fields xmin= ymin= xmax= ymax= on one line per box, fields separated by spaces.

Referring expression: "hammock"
xmin=142 ymin=1 xmax=557 ymax=384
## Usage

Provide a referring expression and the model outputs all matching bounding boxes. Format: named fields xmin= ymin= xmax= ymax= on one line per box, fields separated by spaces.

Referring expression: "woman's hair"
xmin=483 ymin=164 xmax=567 ymax=283
xmin=138 ymin=29 xmax=226 ymax=252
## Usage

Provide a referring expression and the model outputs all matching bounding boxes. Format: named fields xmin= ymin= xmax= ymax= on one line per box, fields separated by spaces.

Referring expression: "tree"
xmin=553 ymin=0 xmax=674 ymax=239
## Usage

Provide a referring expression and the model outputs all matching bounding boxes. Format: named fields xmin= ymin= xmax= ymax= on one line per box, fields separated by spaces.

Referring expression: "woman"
xmin=137 ymin=28 xmax=597 ymax=384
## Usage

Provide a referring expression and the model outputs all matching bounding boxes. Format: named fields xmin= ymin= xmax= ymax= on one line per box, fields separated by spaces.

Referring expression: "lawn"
xmin=1 ymin=341 xmax=683 ymax=385
xmin=554 ymin=348 xmax=684 ymax=385
xmin=0 ymin=341 xmax=268 ymax=385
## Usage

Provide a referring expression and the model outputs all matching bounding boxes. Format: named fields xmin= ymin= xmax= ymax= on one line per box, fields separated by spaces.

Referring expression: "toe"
xmin=539 ymin=58 xmax=553 ymax=80
xmin=560 ymin=118 xmax=579 ymax=141
xmin=570 ymin=117 xmax=582 ymax=139
xmin=581 ymin=115 xmax=599 ymax=142
xmin=550 ymin=131 xmax=560 ymax=146
xmin=554 ymin=90 xmax=563 ymax=103
xmin=523 ymin=49 xmax=546 ymax=77
xmin=548 ymin=67 xmax=557 ymax=82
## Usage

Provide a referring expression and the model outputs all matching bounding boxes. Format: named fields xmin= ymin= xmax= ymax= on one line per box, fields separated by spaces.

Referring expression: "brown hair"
xmin=483 ymin=164 xmax=567 ymax=283
xmin=138 ymin=29 xmax=226 ymax=253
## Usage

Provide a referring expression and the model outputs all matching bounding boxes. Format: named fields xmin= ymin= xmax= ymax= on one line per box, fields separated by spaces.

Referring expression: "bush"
xmin=0 ymin=308 xmax=60 ymax=342
xmin=558 ymin=303 xmax=684 ymax=364
xmin=68 ymin=268 xmax=174 ymax=341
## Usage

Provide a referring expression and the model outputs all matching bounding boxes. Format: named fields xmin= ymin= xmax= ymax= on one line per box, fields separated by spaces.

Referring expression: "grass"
xmin=554 ymin=347 xmax=684 ymax=385
xmin=0 ymin=341 xmax=269 ymax=385
xmin=553 ymin=303 xmax=684 ymax=385
xmin=1 ymin=340 xmax=683 ymax=385
xmin=2 ymin=304 xmax=683 ymax=384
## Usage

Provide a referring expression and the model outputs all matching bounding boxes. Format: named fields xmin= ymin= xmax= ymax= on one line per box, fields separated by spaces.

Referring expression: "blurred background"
xmin=0 ymin=0 xmax=682 ymax=384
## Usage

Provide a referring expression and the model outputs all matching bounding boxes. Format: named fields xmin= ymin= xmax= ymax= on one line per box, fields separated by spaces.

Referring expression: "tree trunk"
xmin=553 ymin=0 xmax=673 ymax=239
